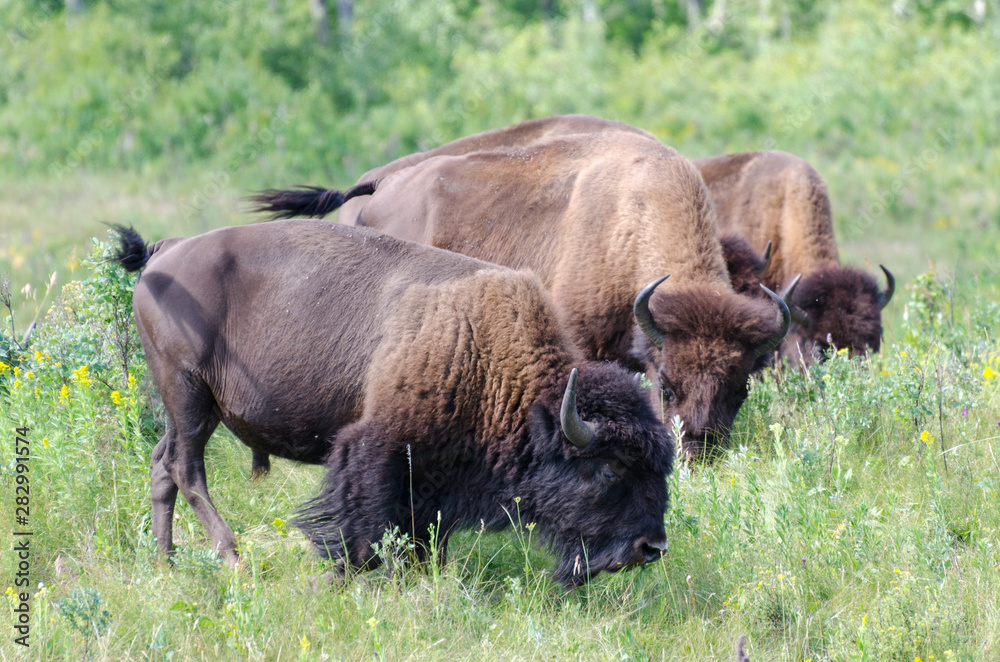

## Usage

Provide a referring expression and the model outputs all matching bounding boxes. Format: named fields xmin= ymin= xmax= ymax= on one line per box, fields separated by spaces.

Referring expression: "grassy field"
xmin=4 ymin=275 xmax=1000 ymax=660
xmin=3 ymin=0 xmax=1000 ymax=660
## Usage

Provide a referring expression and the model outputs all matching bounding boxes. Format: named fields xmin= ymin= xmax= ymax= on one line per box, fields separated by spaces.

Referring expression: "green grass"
xmin=3 ymin=274 xmax=1000 ymax=660
xmin=2 ymin=1 xmax=999 ymax=659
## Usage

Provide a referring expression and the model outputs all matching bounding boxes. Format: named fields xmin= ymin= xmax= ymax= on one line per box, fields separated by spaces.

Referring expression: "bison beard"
xmin=114 ymin=220 xmax=673 ymax=587
xmin=296 ymin=363 xmax=673 ymax=587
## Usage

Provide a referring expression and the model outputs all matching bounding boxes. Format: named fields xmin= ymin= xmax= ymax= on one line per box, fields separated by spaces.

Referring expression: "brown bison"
xmin=694 ymin=150 xmax=894 ymax=363
xmin=251 ymin=126 xmax=790 ymax=458
xmin=315 ymin=114 xmax=890 ymax=365
xmin=114 ymin=220 xmax=674 ymax=587
xmin=719 ymin=234 xmax=772 ymax=299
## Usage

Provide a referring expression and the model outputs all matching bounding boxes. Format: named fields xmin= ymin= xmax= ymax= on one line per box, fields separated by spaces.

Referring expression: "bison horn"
xmin=560 ymin=368 xmax=597 ymax=449
xmin=879 ymin=264 xmax=895 ymax=309
xmin=754 ymin=284 xmax=791 ymax=358
xmin=633 ymin=275 xmax=670 ymax=349
xmin=759 ymin=240 xmax=772 ymax=273
xmin=780 ymin=273 xmax=809 ymax=326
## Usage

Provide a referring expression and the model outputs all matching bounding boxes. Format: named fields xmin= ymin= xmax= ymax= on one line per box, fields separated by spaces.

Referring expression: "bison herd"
xmin=114 ymin=114 xmax=894 ymax=587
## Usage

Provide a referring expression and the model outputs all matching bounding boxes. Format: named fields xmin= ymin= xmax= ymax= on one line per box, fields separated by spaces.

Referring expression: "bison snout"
xmin=635 ymin=534 xmax=669 ymax=564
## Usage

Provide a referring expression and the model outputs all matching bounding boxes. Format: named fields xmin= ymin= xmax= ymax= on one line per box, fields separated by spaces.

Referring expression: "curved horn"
xmin=754 ymin=285 xmax=792 ymax=358
xmin=879 ymin=264 xmax=895 ymax=309
xmin=633 ymin=275 xmax=670 ymax=349
xmin=560 ymin=368 xmax=597 ymax=449
xmin=780 ymin=273 xmax=809 ymax=326
xmin=759 ymin=240 xmax=773 ymax=273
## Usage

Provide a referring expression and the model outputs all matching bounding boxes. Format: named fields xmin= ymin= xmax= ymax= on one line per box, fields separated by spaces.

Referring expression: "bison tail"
xmin=245 ymin=181 xmax=377 ymax=220
xmin=111 ymin=224 xmax=151 ymax=272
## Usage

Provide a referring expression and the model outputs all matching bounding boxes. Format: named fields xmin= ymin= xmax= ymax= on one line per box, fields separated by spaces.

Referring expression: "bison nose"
xmin=635 ymin=535 xmax=668 ymax=564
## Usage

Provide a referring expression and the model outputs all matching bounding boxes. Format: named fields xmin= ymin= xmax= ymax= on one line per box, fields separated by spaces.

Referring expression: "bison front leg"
xmin=298 ymin=423 xmax=415 ymax=574
xmin=250 ymin=449 xmax=271 ymax=480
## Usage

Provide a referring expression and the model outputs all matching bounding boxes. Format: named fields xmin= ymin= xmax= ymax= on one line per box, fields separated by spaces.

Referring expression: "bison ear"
xmin=528 ymin=402 xmax=558 ymax=449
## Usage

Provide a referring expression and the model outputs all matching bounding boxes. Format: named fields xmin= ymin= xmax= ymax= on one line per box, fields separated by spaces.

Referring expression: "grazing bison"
xmin=719 ymin=234 xmax=772 ymax=299
xmin=694 ymin=150 xmax=894 ymax=363
xmin=114 ymin=220 xmax=674 ymax=586
xmin=251 ymin=127 xmax=790 ymax=458
xmin=300 ymin=114 xmax=888 ymax=365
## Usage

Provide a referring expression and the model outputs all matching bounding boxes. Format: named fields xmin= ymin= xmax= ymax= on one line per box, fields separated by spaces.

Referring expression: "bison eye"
xmin=658 ymin=382 xmax=676 ymax=403
xmin=599 ymin=465 xmax=621 ymax=483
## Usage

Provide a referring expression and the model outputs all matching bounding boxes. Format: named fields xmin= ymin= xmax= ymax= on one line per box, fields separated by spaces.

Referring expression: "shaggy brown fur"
xmin=114 ymin=220 xmax=673 ymax=586
xmin=695 ymin=150 xmax=894 ymax=363
xmin=719 ymin=233 xmax=769 ymax=299
xmin=334 ymin=114 xmax=654 ymax=223
xmin=250 ymin=124 xmax=790 ymax=457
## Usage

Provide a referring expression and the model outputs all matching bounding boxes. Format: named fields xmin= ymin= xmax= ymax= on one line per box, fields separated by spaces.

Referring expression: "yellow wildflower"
xmin=12 ymin=379 xmax=21 ymax=390
xmin=59 ymin=384 xmax=69 ymax=403
xmin=984 ymin=366 xmax=998 ymax=381
xmin=71 ymin=365 xmax=90 ymax=386
xmin=70 ymin=364 xmax=90 ymax=386
xmin=920 ymin=431 xmax=932 ymax=444
xmin=5 ymin=587 xmax=13 ymax=597
xmin=34 ymin=351 xmax=44 ymax=362
xmin=366 ymin=617 xmax=380 ymax=628
xmin=0 ymin=361 xmax=9 ymax=373
xmin=300 ymin=635 xmax=310 ymax=651
xmin=862 ymin=614 xmax=868 ymax=626
xmin=13 ymin=366 xmax=19 ymax=376
xmin=127 ymin=373 xmax=137 ymax=390
xmin=916 ymin=657 xmax=923 ymax=662
xmin=899 ymin=351 xmax=907 ymax=358
xmin=110 ymin=391 xmax=123 ymax=406
xmin=42 ymin=437 xmax=49 ymax=448
xmin=24 ymin=371 xmax=33 ymax=379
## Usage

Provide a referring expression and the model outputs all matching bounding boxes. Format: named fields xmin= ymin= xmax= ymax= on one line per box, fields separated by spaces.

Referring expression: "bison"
xmin=114 ymin=220 xmax=674 ymax=586
xmin=694 ymin=150 xmax=894 ymax=363
xmin=251 ymin=125 xmax=790 ymax=458
xmin=719 ymin=234 xmax=772 ymax=299
xmin=303 ymin=114 xmax=888 ymax=365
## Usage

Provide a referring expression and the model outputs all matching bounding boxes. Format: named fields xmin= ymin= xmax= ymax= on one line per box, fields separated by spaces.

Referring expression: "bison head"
xmin=719 ymin=233 xmax=772 ymax=299
xmin=525 ymin=364 xmax=674 ymax=587
xmin=631 ymin=277 xmax=789 ymax=458
xmin=780 ymin=265 xmax=894 ymax=363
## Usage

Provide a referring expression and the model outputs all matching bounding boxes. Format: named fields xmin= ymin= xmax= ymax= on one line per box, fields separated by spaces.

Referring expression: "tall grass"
xmin=3 ymin=245 xmax=1000 ymax=658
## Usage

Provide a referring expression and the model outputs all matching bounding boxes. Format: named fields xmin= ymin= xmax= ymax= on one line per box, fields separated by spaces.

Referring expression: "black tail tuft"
xmin=111 ymin=224 xmax=151 ymax=272
xmin=245 ymin=181 xmax=378 ymax=220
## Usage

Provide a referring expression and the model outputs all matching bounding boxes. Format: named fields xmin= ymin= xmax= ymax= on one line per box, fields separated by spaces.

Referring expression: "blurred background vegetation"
xmin=1 ymin=0 xmax=998 ymax=330
xmin=3 ymin=3 xmax=1000 ymax=658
